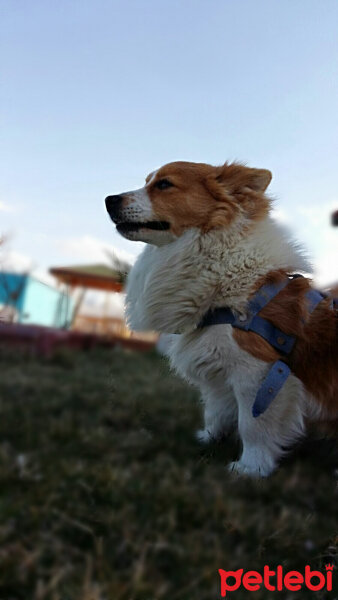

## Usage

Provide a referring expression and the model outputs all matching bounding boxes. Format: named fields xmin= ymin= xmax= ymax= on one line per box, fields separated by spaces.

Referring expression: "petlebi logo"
xmin=218 ymin=564 xmax=334 ymax=596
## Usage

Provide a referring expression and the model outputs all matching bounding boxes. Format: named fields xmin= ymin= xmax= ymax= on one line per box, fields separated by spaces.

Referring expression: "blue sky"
xmin=1 ymin=0 xmax=337 ymax=285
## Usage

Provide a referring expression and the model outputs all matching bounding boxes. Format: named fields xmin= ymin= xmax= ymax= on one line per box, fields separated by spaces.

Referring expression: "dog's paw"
xmin=227 ymin=459 xmax=275 ymax=478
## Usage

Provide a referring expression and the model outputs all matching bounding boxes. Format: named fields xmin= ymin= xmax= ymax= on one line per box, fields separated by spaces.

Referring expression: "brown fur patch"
xmin=233 ymin=329 xmax=281 ymax=363
xmin=233 ymin=271 xmax=338 ymax=416
xmin=145 ymin=161 xmax=272 ymax=235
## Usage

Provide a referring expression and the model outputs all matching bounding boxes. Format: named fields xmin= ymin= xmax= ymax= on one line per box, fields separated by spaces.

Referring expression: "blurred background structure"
xmin=50 ymin=263 xmax=124 ymax=332
xmin=332 ymin=210 xmax=338 ymax=227
xmin=0 ymin=237 xmax=156 ymax=354
xmin=0 ymin=271 xmax=73 ymax=327
xmin=331 ymin=210 xmax=338 ymax=296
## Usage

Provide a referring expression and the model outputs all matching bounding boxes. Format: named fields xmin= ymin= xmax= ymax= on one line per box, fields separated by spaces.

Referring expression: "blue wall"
xmin=0 ymin=273 xmax=27 ymax=313
xmin=0 ymin=272 xmax=74 ymax=328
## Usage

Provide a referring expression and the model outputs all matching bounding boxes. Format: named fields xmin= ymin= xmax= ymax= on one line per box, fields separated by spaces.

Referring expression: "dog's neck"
xmin=125 ymin=216 xmax=310 ymax=334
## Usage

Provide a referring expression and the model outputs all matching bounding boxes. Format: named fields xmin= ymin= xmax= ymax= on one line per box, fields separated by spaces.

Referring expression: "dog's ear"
xmin=244 ymin=168 xmax=272 ymax=193
xmin=214 ymin=163 xmax=272 ymax=194
xmin=204 ymin=163 xmax=271 ymax=230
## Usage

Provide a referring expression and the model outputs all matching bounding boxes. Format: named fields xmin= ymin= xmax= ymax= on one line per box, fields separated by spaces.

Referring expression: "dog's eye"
xmin=155 ymin=179 xmax=173 ymax=190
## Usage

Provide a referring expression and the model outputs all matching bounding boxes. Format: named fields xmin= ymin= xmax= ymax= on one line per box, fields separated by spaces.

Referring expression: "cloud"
xmin=0 ymin=249 xmax=34 ymax=273
xmin=56 ymin=235 xmax=136 ymax=267
xmin=270 ymin=207 xmax=290 ymax=225
xmin=272 ymin=201 xmax=338 ymax=287
xmin=0 ymin=201 xmax=14 ymax=213
xmin=0 ymin=244 xmax=57 ymax=287
xmin=311 ymin=227 xmax=338 ymax=288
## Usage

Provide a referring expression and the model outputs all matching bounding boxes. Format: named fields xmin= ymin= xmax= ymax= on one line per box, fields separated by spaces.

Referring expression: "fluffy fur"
xmin=105 ymin=161 xmax=338 ymax=477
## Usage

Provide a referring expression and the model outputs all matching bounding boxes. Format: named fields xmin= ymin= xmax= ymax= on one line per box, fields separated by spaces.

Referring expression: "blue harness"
xmin=198 ymin=275 xmax=335 ymax=418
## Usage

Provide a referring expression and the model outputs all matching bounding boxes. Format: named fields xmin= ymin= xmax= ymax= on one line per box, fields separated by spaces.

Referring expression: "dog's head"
xmin=105 ymin=161 xmax=272 ymax=245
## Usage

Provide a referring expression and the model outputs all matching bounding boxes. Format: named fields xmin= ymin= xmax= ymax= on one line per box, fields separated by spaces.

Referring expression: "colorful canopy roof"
xmin=50 ymin=264 xmax=124 ymax=292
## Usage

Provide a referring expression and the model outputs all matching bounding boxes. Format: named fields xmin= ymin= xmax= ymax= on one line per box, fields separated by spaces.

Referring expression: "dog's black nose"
xmin=105 ymin=195 xmax=123 ymax=220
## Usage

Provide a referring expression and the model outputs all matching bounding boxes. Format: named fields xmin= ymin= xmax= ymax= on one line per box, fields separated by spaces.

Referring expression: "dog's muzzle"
xmin=105 ymin=194 xmax=170 ymax=234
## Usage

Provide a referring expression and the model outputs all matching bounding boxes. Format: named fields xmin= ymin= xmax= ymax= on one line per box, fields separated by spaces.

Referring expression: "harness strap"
xmin=244 ymin=315 xmax=296 ymax=353
xmin=252 ymin=360 xmax=291 ymax=417
xmin=198 ymin=275 xmax=328 ymax=418
xmin=245 ymin=278 xmax=291 ymax=321
xmin=305 ymin=288 xmax=327 ymax=315
xmin=198 ymin=306 xmax=235 ymax=328
xmin=199 ymin=277 xmax=291 ymax=330
xmin=252 ymin=287 xmax=326 ymax=417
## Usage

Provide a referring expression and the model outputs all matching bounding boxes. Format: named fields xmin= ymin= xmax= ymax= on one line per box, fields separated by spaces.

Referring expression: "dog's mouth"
xmin=116 ymin=221 xmax=170 ymax=233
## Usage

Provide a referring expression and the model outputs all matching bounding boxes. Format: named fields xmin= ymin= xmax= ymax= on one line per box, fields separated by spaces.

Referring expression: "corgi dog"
xmin=105 ymin=161 xmax=338 ymax=477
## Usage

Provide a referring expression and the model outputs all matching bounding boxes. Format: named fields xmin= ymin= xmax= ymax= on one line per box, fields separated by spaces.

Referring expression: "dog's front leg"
xmin=196 ymin=379 xmax=238 ymax=443
xmin=229 ymin=365 xmax=305 ymax=477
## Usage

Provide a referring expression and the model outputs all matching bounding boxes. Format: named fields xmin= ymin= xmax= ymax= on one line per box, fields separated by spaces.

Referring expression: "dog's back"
xmin=233 ymin=271 xmax=338 ymax=416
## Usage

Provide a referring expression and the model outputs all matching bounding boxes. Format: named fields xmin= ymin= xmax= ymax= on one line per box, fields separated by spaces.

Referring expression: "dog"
xmin=105 ymin=161 xmax=338 ymax=477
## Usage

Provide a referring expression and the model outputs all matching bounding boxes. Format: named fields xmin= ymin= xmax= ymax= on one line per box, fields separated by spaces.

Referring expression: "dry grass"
xmin=0 ymin=346 xmax=336 ymax=599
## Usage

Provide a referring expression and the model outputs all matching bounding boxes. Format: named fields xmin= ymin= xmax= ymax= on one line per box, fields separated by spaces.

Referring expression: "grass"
xmin=0 ymin=346 xmax=336 ymax=599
